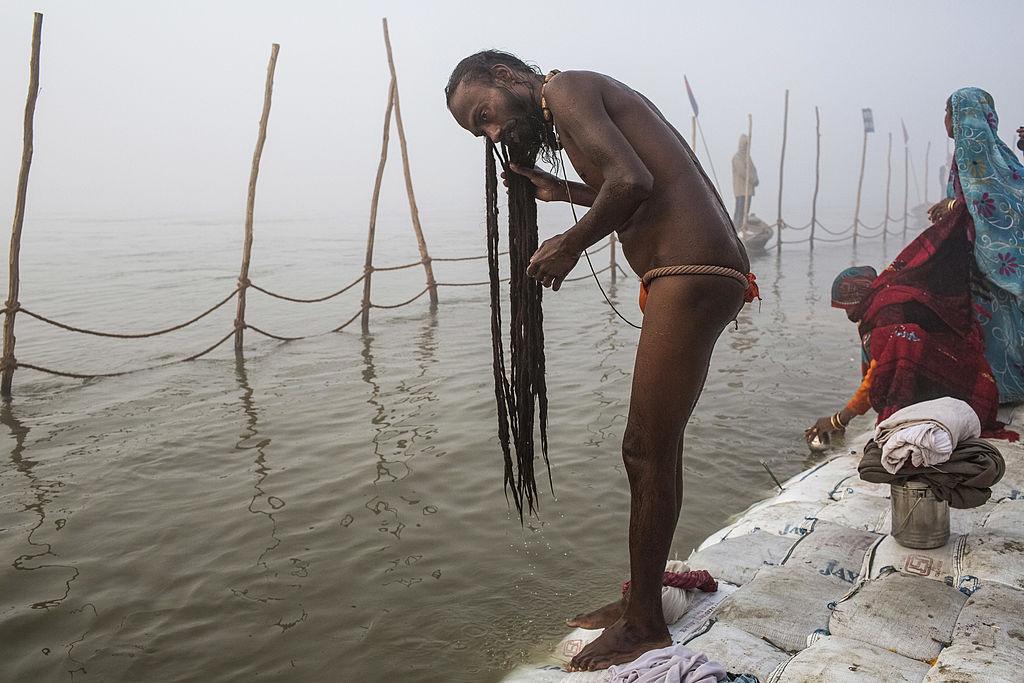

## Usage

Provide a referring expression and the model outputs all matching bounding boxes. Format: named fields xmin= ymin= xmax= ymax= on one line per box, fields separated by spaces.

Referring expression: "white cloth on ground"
xmin=874 ymin=397 xmax=981 ymax=474
xmin=606 ymin=644 xmax=727 ymax=683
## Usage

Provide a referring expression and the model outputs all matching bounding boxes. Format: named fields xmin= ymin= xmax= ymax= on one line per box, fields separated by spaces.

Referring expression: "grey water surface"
xmin=0 ymin=210 xmax=907 ymax=680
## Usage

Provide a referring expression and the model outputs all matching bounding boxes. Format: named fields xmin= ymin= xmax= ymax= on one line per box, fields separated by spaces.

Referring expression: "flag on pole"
xmin=862 ymin=108 xmax=874 ymax=133
xmin=684 ymin=75 xmax=699 ymax=117
xmin=901 ymin=118 xmax=910 ymax=144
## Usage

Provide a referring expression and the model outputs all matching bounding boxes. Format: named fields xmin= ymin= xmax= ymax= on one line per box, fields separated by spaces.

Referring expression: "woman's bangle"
xmin=831 ymin=412 xmax=847 ymax=430
xmin=946 ymin=198 xmax=956 ymax=212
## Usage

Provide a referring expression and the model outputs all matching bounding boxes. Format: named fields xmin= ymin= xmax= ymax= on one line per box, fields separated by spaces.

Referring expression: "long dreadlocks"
xmin=486 ymin=138 xmax=551 ymax=521
xmin=449 ymin=50 xmax=555 ymax=520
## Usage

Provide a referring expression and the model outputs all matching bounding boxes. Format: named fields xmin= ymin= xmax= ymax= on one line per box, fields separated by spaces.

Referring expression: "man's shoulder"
xmin=544 ymin=70 xmax=611 ymax=102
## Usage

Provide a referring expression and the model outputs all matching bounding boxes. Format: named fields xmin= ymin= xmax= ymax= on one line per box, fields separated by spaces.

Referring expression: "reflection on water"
xmin=2 ymin=403 xmax=78 ymax=610
xmin=359 ymin=314 xmax=443 ymax=590
xmin=231 ymin=354 xmax=285 ymax=604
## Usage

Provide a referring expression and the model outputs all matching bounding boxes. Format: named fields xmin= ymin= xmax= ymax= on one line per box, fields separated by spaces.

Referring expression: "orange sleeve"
xmin=844 ymin=359 xmax=877 ymax=416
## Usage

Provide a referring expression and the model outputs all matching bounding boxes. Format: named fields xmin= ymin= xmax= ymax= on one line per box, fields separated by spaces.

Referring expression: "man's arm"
xmin=506 ymin=164 xmax=598 ymax=207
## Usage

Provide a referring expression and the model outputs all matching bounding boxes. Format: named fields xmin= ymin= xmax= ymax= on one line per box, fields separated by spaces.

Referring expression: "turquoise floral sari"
xmin=948 ymin=87 xmax=1024 ymax=403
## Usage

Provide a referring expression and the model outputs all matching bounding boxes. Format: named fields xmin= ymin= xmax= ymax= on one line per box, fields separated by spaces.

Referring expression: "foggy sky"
xmin=1 ymin=0 xmax=1021 ymax=232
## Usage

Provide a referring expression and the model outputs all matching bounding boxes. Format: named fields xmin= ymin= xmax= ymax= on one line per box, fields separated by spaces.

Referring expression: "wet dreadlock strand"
xmin=485 ymin=141 xmax=517 ymax=514
xmin=485 ymin=139 xmax=552 ymax=521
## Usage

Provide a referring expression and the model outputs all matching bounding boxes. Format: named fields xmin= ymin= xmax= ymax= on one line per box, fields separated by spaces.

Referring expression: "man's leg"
xmin=568 ymin=275 xmax=742 ymax=671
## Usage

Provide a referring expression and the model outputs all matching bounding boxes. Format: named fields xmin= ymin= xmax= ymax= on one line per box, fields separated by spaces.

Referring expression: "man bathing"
xmin=446 ymin=52 xmax=754 ymax=671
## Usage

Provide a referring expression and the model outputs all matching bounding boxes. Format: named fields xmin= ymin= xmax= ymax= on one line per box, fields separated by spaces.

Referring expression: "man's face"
xmin=448 ymin=76 xmax=542 ymax=150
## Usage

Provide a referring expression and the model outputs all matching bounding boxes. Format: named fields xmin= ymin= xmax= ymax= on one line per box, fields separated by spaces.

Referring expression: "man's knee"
xmin=621 ymin=422 xmax=678 ymax=469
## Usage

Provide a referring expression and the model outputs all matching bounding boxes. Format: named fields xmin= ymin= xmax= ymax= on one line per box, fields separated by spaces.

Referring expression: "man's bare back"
xmin=447 ymin=52 xmax=752 ymax=672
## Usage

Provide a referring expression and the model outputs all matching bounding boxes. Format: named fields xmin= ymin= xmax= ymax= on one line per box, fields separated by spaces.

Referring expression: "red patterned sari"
xmin=850 ymin=203 xmax=1016 ymax=439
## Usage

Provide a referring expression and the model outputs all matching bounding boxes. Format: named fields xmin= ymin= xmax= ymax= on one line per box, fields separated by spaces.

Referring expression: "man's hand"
xmin=805 ymin=415 xmax=844 ymax=443
xmin=927 ymin=198 xmax=956 ymax=223
xmin=504 ymin=163 xmax=566 ymax=203
xmin=527 ymin=233 xmax=581 ymax=291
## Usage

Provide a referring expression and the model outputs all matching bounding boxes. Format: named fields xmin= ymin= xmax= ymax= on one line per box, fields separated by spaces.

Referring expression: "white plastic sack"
xmin=831 ymin=472 xmax=891 ymax=500
xmin=687 ymin=531 xmax=797 ymax=586
xmin=713 ymin=565 xmax=851 ymax=653
xmin=684 ymin=622 xmax=789 ymax=681
xmin=720 ymin=501 xmax=823 ymax=541
xmin=952 ymin=581 xmax=1024 ymax=652
xmin=923 ymin=641 xmax=1024 ymax=682
xmin=668 ymin=582 xmax=737 ymax=645
xmin=866 ymin=533 xmax=966 ymax=583
xmin=828 ymin=571 xmax=967 ymax=662
xmin=776 ymin=454 xmax=860 ymax=502
xmin=783 ymin=521 xmax=881 ymax=586
xmin=765 ymin=635 xmax=930 ymax=682
xmin=814 ymin=491 xmax=890 ymax=533
xmin=978 ymin=497 xmax=1024 ymax=535
xmin=990 ymin=443 xmax=1024 ymax=502
xmin=958 ymin=528 xmax=1024 ymax=592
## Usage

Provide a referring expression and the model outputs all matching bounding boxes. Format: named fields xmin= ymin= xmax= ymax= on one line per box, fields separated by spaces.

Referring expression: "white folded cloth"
xmin=606 ymin=644 xmax=726 ymax=683
xmin=874 ymin=397 xmax=981 ymax=474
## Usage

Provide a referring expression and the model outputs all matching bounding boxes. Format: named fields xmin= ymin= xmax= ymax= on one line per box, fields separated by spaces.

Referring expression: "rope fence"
xmin=0 ymin=13 xmax=935 ymax=395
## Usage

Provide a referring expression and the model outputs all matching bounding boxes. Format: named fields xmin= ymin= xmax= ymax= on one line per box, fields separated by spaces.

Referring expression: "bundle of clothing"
xmin=599 ymin=645 xmax=757 ymax=683
xmin=859 ymin=397 xmax=1005 ymax=508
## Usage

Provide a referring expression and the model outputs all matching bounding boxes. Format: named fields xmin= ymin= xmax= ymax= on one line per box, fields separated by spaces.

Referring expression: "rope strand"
xmin=19 ymin=289 xmax=238 ymax=338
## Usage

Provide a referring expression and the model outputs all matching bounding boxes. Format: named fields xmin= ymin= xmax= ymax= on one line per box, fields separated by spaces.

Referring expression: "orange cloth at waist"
xmin=638 ymin=266 xmax=760 ymax=313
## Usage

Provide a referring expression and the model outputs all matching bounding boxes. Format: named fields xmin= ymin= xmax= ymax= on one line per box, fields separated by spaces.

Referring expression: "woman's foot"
xmin=566 ymin=595 xmax=627 ymax=629
xmin=566 ymin=617 xmax=671 ymax=672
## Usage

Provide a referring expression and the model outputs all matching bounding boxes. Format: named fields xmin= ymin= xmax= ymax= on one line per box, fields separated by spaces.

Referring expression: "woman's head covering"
xmin=831 ymin=266 xmax=878 ymax=309
xmin=947 ymin=87 xmax=1024 ymax=403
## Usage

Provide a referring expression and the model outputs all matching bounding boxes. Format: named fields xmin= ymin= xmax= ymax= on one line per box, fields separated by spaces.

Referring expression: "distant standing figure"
xmin=731 ymin=134 xmax=758 ymax=228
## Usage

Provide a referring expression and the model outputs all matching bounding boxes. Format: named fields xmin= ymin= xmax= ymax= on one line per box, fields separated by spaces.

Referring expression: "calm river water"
xmin=0 ymin=208 xmax=911 ymax=680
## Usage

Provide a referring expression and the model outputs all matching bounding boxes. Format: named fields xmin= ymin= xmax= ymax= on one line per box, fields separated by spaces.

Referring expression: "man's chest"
xmin=556 ymin=130 xmax=604 ymax=190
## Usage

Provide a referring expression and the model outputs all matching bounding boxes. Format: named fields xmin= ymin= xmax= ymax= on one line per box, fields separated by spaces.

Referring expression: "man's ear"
xmin=491 ymin=63 xmax=517 ymax=86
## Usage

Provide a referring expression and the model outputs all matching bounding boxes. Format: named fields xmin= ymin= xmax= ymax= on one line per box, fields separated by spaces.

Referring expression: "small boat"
xmin=738 ymin=213 xmax=774 ymax=252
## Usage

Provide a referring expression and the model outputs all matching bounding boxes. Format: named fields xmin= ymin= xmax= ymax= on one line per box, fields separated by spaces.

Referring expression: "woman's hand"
xmin=527 ymin=233 xmax=581 ymax=291
xmin=504 ymin=163 xmax=566 ymax=203
xmin=805 ymin=415 xmax=844 ymax=443
xmin=927 ymin=198 xmax=957 ymax=223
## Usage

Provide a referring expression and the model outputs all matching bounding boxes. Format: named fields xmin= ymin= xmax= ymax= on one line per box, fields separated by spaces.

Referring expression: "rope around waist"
xmin=641 ymin=264 xmax=750 ymax=288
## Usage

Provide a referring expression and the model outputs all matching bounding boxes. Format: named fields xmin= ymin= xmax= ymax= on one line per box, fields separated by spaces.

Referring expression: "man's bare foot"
xmin=566 ymin=595 xmax=626 ymax=629
xmin=567 ymin=617 xmax=671 ymax=672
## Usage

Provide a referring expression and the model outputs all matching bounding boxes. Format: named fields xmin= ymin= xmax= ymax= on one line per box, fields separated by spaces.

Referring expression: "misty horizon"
xmin=1 ymin=1 xmax=1020 ymax=229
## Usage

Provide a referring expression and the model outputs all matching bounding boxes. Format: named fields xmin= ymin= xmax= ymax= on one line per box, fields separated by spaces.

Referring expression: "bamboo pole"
xmin=362 ymin=78 xmax=397 ymax=331
xmin=695 ymin=118 xmax=722 ymax=194
xmin=742 ymin=114 xmax=753 ymax=231
xmin=775 ymin=90 xmax=789 ymax=249
xmin=883 ymin=132 xmax=892 ymax=244
xmin=809 ymin=106 xmax=821 ymax=252
xmin=2 ymin=13 xmax=43 ymax=399
xmin=924 ymin=140 xmax=931 ymax=204
xmin=902 ymin=144 xmax=909 ymax=240
xmin=852 ymin=129 xmax=868 ymax=246
xmin=234 ymin=43 xmax=279 ymax=354
xmin=690 ymin=115 xmax=697 ymax=150
xmin=608 ymin=234 xmax=617 ymax=282
xmin=381 ymin=18 xmax=437 ymax=306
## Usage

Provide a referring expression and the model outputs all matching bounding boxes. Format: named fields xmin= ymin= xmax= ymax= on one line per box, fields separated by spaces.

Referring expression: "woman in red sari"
xmin=806 ymin=204 xmax=1012 ymax=444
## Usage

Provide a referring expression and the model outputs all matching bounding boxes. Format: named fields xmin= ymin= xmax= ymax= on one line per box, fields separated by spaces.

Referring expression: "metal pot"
xmin=890 ymin=481 xmax=950 ymax=549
